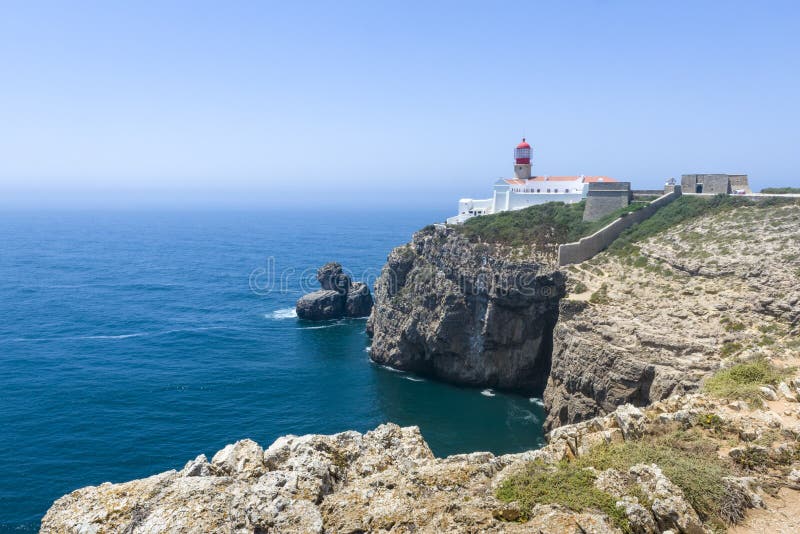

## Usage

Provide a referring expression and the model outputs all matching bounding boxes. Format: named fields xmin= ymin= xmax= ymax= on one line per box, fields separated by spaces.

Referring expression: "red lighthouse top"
xmin=514 ymin=138 xmax=531 ymax=164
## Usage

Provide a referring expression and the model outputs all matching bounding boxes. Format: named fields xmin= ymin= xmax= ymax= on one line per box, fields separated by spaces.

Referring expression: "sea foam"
xmin=268 ymin=308 xmax=297 ymax=320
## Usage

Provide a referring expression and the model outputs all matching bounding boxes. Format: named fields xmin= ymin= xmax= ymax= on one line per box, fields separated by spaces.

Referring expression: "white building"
xmin=447 ymin=138 xmax=618 ymax=224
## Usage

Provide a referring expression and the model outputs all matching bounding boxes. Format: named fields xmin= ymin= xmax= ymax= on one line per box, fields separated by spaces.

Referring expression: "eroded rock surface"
xmin=42 ymin=386 xmax=800 ymax=533
xmin=545 ymin=202 xmax=800 ymax=429
xmin=367 ymin=225 xmax=565 ymax=393
xmin=296 ymin=262 xmax=374 ymax=320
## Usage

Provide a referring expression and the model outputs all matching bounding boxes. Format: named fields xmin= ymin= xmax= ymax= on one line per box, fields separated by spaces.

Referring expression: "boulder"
xmin=316 ymin=262 xmax=351 ymax=293
xmin=296 ymin=290 xmax=346 ymax=320
xmin=345 ymin=282 xmax=373 ymax=317
xmin=295 ymin=263 xmax=373 ymax=321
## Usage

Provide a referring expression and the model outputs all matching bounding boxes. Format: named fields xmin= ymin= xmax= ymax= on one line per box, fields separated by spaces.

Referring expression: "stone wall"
xmin=582 ymin=182 xmax=632 ymax=222
xmin=557 ymin=187 xmax=682 ymax=266
xmin=729 ymin=174 xmax=751 ymax=193
xmin=632 ymin=189 xmax=663 ymax=199
xmin=681 ymin=174 xmax=740 ymax=195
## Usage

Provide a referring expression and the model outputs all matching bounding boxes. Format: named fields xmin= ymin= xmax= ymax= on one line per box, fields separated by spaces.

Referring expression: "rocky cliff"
xmin=367 ymin=225 xmax=565 ymax=394
xmin=544 ymin=200 xmax=800 ymax=429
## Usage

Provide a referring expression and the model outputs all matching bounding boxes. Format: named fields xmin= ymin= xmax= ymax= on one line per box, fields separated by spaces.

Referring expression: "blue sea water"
xmin=0 ymin=209 xmax=545 ymax=532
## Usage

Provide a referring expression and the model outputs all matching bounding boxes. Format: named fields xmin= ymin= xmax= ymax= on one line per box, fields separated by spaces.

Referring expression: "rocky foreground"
xmin=42 ymin=380 xmax=800 ymax=533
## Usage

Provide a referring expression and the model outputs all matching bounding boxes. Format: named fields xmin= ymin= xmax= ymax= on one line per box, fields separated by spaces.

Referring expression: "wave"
xmin=529 ymin=398 xmax=545 ymax=407
xmin=404 ymin=376 xmax=424 ymax=382
xmin=364 ymin=346 xmax=372 ymax=353
xmin=83 ymin=333 xmax=147 ymax=340
xmin=268 ymin=308 xmax=297 ymax=320
xmin=379 ymin=364 xmax=404 ymax=373
xmin=480 ymin=388 xmax=496 ymax=397
xmin=295 ymin=321 xmax=344 ymax=330
xmin=508 ymin=404 xmax=540 ymax=424
xmin=7 ymin=326 xmax=232 ymax=343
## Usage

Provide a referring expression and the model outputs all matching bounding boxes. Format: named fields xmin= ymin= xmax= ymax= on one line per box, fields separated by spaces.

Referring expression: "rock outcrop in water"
xmin=367 ymin=225 xmax=565 ymax=394
xmin=296 ymin=262 xmax=373 ymax=320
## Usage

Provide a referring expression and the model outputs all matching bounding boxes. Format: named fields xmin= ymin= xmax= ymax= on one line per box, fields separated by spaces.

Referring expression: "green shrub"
xmin=456 ymin=200 xmax=648 ymax=249
xmin=732 ymin=446 xmax=770 ymax=471
xmin=704 ymin=358 xmax=790 ymax=407
xmin=589 ymin=284 xmax=610 ymax=305
xmin=722 ymin=320 xmax=746 ymax=333
xmin=572 ymin=281 xmax=588 ymax=294
xmin=496 ymin=460 xmax=631 ymax=531
xmin=632 ymin=255 xmax=649 ymax=268
xmin=720 ymin=342 xmax=743 ymax=357
xmin=697 ymin=413 xmax=726 ymax=434
xmin=608 ymin=195 xmax=798 ymax=255
xmin=574 ymin=429 xmax=733 ymax=527
xmin=761 ymin=187 xmax=800 ymax=194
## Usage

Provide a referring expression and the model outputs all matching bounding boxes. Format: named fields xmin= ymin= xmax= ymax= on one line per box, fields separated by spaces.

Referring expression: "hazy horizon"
xmin=2 ymin=1 xmax=799 ymax=209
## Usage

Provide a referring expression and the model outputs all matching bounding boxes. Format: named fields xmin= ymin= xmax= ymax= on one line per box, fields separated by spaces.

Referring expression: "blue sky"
xmin=1 ymin=0 xmax=798 ymax=208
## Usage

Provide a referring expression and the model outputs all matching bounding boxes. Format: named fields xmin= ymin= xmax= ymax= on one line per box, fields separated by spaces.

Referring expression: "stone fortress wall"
xmin=681 ymin=174 xmax=752 ymax=194
xmin=582 ymin=182 xmax=633 ymax=222
xmin=558 ymin=186 xmax=683 ymax=266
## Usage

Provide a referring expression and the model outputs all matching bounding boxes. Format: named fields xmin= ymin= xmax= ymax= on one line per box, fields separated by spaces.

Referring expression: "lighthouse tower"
xmin=513 ymin=138 xmax=532 ymax=180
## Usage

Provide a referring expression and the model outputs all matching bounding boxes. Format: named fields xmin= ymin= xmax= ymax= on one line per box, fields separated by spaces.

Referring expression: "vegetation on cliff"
xmin=704 ymin=358 xmax=792 ymax=407
xmin=609 ymin=194 xmax=799 ymax=254
xmin=761 ymin=187 xmax=800 ymax=194
xmin=496 ymin=460 xmax=632 ymax=531
xmin=454 ymin=200 xmax=643 ymax=248
xmin=498 ymin=426 xmax=738 ymax=531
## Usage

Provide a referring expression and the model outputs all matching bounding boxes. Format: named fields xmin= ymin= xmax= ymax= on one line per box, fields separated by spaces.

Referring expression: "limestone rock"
xmin=345 ymin=281 xmax=373 ymax=317
xmin=629 ymin=464 xmax=706 ymax=534
xmin=316 ymin=262 xmax=351 ymax=293
xmin=296 ymin=289 xmax=345 ymax=320
xmin=211 ymin=438 xmax=266 ymax=478
xmin=295 ymin=263 xmax=373 ymax=320
xmin=545 ymin=201 xmax=800 ymax=430
xmin=759 ymin=386 xmax=778 ymax=401
xmin=367 ymin=225 xmax=565 ymax=393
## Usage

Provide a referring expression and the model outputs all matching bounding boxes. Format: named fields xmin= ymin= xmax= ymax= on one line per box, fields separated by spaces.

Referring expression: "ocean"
xmin=0 ymin=209 xmax=545 ymax=532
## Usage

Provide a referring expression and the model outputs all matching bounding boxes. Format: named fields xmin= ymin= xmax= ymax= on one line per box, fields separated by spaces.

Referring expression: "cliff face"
xmin=367 ymin=225 xmax=565 ymax=394
xmin=544 ymin=202 xmax=800 ymax=429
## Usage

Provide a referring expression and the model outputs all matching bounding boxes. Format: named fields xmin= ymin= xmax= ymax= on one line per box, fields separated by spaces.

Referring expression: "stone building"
xmin=583 ymin=182 xmax=633 ymax=222
xmin=681 ymin=174 xmax=750 ymax=195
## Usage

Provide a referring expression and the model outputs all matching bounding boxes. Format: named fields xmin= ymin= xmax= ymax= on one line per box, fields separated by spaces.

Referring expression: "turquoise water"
xmin=0 ymin=209 xmax=545 ymax=531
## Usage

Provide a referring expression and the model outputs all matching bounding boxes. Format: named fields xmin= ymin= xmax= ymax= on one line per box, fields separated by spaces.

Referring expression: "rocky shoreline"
xmin=41 ymin=384 xmax=800 ymax=533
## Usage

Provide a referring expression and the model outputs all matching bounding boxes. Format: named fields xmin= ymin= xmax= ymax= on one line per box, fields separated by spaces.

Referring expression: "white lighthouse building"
xmin=446 ymin=138 xmax=617 ymax=224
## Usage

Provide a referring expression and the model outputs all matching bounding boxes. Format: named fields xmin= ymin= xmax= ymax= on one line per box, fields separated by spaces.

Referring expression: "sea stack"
xmin=296 ymin=262 xmax=373 ymax=320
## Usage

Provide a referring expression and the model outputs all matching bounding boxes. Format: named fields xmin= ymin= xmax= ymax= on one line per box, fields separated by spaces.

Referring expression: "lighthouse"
xmin=513 ymin=138 xmax=532 ymax=180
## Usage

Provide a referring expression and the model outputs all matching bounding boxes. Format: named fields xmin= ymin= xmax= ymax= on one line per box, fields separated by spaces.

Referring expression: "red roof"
xmin=504 ymin=176 xmax=617 ymax=185
xmin=516 ymin=138 xmax=531 ymax=149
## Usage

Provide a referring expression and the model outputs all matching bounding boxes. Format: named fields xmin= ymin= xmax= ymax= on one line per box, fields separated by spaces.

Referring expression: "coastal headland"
xmin=43 ymin=195 xmax=800 ymax=533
